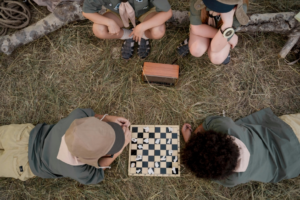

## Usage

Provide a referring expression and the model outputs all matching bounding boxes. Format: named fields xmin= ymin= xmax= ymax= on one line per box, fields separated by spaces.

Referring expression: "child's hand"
xmin=130 ymin=24 xmax=145 ymax=42
xmin=181 ymin=123 xmax=192 ymax=143
xmin=105 ymin=115 xmax=131 ymax=127
xmin=107 ymin=21 xmax=121 ymax=35
xmin=228 ymin=34 xmax=238 ymax=49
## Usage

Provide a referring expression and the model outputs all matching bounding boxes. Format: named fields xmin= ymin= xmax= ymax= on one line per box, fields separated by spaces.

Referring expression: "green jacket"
xmin=83 ymin=0 xmax=171 ymax=18
xmin=203 ymin=108 xmax=300 ymax=187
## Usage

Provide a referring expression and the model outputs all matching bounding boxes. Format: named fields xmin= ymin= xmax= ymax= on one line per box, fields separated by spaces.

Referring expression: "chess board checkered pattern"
xmin=128 ymin=125 xmax=180 ymax=177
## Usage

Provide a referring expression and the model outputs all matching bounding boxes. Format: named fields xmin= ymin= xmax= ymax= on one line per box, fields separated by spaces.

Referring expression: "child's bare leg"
xmin=189 ymin=31 xmax=210 ymax=58
xmin=142 ymin=12 xmax=166 ymax=40
xmin=207 ymin=43 xmax=231 ymax=65
xmin=92 ymin=12 xmax=124 ymax=39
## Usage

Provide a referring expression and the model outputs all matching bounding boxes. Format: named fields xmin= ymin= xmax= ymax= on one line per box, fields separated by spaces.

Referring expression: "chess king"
xmin=181 ymin=108 xmax=300 ymax=187
xmin=0 ymin=108 xmax=131 ymax=184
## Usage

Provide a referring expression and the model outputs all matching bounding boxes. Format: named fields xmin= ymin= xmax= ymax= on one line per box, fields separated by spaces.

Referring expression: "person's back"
xmin=29 ymin=108 xmax=105 ymax=184
xmin=1 ymin=108 xmax=131 ymax=185
xmin=181 ymin=108 xmax=300 ymax=187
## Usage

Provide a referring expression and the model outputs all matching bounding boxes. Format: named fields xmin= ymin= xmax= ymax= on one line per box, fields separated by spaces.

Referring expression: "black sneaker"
xmin=177 ymin=38 xmax=189 ymax=57
xmin=222 ymin=53 xmax=231 ymax=65
xmin=138 ymin=38 xmax=151 ymax=59
xmin=121 ymin=38 xmax=135 ymax=60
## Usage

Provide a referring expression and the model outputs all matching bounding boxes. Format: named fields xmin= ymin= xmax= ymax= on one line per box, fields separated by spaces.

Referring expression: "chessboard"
xmin=128 ymin=125 xmax=180 ymax=177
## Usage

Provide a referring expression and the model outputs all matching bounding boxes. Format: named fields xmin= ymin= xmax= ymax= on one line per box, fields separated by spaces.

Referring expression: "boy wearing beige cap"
xmin=0 ymin=108 xmax=131 ymax=185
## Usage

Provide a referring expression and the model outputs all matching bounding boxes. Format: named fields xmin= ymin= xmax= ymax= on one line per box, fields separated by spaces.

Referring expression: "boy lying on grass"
xmin=82 ymin=0 xmax=172 ymax=60
xmin=0 ymin=108 xmax=131 ymax=185
xmin=181 ymin=108 xmax=300 ymax=187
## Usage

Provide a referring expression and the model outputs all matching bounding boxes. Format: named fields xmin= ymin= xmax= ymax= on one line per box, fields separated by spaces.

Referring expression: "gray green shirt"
xmin=189 ymin=0 xmax=247 ymax=29
xmin=83 ymin=0 xmax=171 ymax=18
xmin=28 ymin=108 xmax=105 ymax=185
xmin=203 ymin=108 xmax=300 ymax=187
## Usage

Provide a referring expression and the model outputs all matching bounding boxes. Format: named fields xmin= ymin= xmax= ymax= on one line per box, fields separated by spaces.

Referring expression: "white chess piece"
xmin=172 ymin=167 xmax=176 ymax=174
xmin=132 ymin=138 xmax=137 ymax=143
xmin=160 ymin=155 xmax=166 ymax=161
xmin=136 ymin=155 xmax=142 ymax=161
xmin=155 ymin=139 xmax=160 ymax=144
xmin=168 ymin=127 xmax=173 ymax=132
xmin=131 ymin=163 xmax=135 ymax=168
xmin=144 ymin=127 xmax=150 ymax=132
xmin=143 ymin=138 xmax=149 ymax=144
xmin=148 ymin=168 xmax=154 ymax=175
xmin=136 ymin=169 xmax=141 ymax=174
xmin=155 ymin=162 xmax=159 ymax=168
xmin=167 ymin=139 xmax=171 ymax=144
xmin=168 ymin=150 xmax=173 ymax=156
xmin=138 ymin=144 xmax=143 ymax=149
xmin=173 ymin=156 xmax=178 ymax=162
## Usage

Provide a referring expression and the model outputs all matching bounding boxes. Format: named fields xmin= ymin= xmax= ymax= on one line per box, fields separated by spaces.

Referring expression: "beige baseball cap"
xmin=194 ymin=0 xmax=249 ymax=25
xmin=65 ymin=117 xmax=125 ymax=168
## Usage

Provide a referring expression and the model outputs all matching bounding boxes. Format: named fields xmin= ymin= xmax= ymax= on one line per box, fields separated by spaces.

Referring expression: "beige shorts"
xmin=0 ymin=124 xmax=35 ymax=181
xmin=105 ymin=7 xmax=157 ymax=26
xmin=279 ymin=113 xmax=300 ymax=142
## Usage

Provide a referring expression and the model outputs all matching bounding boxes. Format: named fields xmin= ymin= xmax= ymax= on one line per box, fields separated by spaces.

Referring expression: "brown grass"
xmin=0 ymin=0 xmax=300 ymax=199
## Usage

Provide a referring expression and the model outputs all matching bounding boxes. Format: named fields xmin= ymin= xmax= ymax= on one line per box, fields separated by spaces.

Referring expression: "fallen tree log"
xmin=0 ymin=2 xmax=299 ymax=58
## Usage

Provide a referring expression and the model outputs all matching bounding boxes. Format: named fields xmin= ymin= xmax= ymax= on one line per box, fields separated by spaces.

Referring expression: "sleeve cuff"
xmin=190 ymin=15 xmax=202 ymax=25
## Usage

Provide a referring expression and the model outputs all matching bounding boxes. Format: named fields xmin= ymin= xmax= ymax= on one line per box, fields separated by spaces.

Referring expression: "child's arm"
xmin=130 ymin=9 xmax=172 ymax=42
xmin=98 ymin=126 xmax=131 ymax=170
xmin=140 ymin=9 xmax=172 ymax=31
xmin=82 ymin=12 xmax=121 ymax=35
xmin=190 ymin=24 xmax=218 ymax=38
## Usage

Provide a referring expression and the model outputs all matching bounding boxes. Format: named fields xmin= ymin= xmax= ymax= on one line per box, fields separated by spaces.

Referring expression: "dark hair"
xmin=181 ymin=130 xmax=240 ymax=180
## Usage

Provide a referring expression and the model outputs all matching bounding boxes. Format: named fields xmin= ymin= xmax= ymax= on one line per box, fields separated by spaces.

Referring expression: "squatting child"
xmin=177 ymin=0 xmax=249 ymax=65
xmin=82 ymin=0 xmax=172 ymax=59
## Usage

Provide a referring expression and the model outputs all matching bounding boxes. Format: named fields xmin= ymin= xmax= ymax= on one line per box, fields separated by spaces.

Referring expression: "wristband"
xmin=100 ymin=114 xmax=108 ymax=121
xmin=220 ymin=27 xmax=235 ymax=41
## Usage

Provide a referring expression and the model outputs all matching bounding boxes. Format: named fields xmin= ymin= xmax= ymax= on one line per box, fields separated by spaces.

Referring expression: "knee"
xmin=150 ymin=24 xmax=165 ymax=40
xmin=209 ymin=54 xmax=223 ymax=65
xmin=92 ymin=24 xmax=107 ymax=39
xmin=189 ymin=44 xmax=206 ymax=58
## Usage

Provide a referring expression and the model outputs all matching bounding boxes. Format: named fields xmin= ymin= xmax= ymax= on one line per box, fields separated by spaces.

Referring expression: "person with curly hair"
xmin=181 ymin=108 xmax=300 ymax=187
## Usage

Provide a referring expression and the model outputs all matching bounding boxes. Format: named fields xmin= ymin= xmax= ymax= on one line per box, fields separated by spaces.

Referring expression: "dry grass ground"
xmin=1 ymin=0 xmax=300 ymax=199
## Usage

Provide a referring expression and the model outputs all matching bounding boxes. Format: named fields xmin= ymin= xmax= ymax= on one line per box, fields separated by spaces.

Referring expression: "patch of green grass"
xmin=0 ymin=0 xmax=300 ymax=199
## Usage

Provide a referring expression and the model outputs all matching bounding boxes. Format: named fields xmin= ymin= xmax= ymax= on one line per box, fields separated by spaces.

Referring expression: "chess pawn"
xmin=132 ymin=138 xmax=137 ymax=143
xmin=155 ymin=162 xmax=159 ymax=168
xmin=136 ymin=155 xmax=142 ymax=161
xmin=144 ymin=127 xmax=150 ymax=132
xmin=172 ymin=167 xmax=176 ymax=174
xmin=173 ymin=156 xmax=178 ymax=162
xmin=143 ymin=138 xmax=149 ymax=144
xmin=148 ymin=168 xmax=154 ymax=175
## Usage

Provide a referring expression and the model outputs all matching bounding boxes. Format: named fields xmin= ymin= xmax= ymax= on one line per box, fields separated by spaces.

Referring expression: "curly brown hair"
xmin=181 ymin=130 xmax=240 ymax=180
